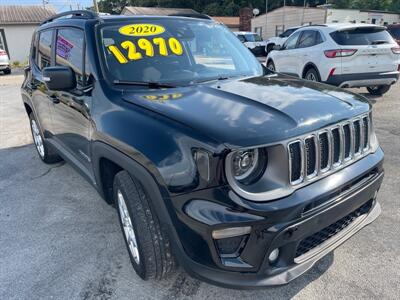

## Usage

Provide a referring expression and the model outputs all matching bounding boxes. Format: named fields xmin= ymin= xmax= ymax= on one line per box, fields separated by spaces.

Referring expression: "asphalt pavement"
xmin=0 ymin=72 xmax=399 ymax=299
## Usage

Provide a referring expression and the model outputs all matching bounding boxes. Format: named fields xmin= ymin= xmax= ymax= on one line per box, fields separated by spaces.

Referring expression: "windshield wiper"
xmin=370 ymin=40 xmax=389 ymax=45
xmin=113 ymin=80 xmax=176 ymax=88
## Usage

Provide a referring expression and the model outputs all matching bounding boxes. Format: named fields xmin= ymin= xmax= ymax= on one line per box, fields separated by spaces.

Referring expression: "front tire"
xmin=29 ymin=113 xmax=62 ymax=164
xmin=304 ymin=68 xmax=321 ymax=82
xmin=3 ymin=69 xmax=11 ymax=75
xmin=114 ymin=170 xmax=176 ymax=280
xmin=367 ymin=85 xmax=391 ymax=95
xmin=267 ymin=60 xmax=275 ymax=71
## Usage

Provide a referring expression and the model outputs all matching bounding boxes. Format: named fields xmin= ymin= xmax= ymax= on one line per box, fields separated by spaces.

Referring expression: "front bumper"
xmin=325 ymin=71 xmax=399 ymax=88
xmin=248 ymin=46 xmax=267 ymax=57
xmin=169 ymin=148 xmax=384 ymax=288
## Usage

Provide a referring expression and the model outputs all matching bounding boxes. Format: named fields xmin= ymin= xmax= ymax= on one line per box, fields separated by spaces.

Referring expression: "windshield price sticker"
xmin=119 ymin=24 xmax=166 ymax=36
xmin=108 ymin=37 xmax=184 ymax=64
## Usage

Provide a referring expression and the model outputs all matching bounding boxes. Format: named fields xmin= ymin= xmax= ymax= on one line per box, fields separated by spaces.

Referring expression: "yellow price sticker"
xmin=119 ymin=24 xmax=165 ymax=37
xmin=108 ymin=37 xmax=184 ymax=64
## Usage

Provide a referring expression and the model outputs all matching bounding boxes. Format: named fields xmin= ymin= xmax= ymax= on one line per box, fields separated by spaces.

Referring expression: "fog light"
xmin=212 ymin=226 xmax=251 ymax=239
xmin=268 ymin=248 xmax=280 ymax=263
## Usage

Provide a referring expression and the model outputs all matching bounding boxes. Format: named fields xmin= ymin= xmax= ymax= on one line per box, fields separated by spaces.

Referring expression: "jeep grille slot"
xmin=288 ymin=114 xmax=371 ymax=186
xmin=318 ymin=132 xmax=330 ymax=172
xmin=362 ymin=116 xmax=370 ymax=150
xmin=353 ymin=120 xmax=361 ymax=155
xmin=288 ymin=141 xmax=303 ymax=184
xmin=331 ymin=127 xmax=342 ymax=166
xmin=304 ymin=136 xmax=317 ymax=178
xmin=343 ymin=123 xmax=352 ymax=160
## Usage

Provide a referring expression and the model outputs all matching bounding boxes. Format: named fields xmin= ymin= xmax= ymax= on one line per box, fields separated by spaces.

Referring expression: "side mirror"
xmin=273 ymin=45 xmax=282 ymax=51
xmin=42 ymin=66 xmax=76 ymax=91
xmin=278 ymin=34 xmax=284 ymax=38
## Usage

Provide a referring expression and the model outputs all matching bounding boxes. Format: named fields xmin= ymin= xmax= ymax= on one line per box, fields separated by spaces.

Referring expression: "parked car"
xmin=0 ymin=48 xmax=11 ymax=74
xmin=264 ymin=26 xmax=302 ymax=54
xmin=387 ymin=24 xmax=400 ymax=45
xmin=234 ymin=31 xmax=267 ymax=56
xmin=21 ymin=11 xmax=384 ymax=289
xmin=266 ymin=23 xmax=400 ymax=95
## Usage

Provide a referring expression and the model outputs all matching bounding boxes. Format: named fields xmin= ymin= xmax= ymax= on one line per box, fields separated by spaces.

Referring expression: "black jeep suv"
xmin=21 ymin=11 xmax=384 ymax=288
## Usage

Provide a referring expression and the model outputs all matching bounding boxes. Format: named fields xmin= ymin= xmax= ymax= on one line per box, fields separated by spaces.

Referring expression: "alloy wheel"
xmin=31 ymin=119 xmax=45 ymax=158
xmin=118 ymin=190 xmax=140 ymax=264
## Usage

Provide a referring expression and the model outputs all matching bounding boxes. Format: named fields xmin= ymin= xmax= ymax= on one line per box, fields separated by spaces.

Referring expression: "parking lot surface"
xmin=1 ymin=73 xmax=399 ymax=299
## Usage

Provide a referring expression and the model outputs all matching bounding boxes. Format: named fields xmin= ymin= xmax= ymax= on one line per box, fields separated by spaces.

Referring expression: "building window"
xmin=0 ymin=29 xmax=9 ymax=55
xmin=254 ymin=26 xmax=262 ymax=37
xmin=276 ymin=25 xmax=285 ymax=36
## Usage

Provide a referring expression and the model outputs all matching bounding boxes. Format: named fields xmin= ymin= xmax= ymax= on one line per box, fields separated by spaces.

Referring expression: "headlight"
xmin=229 ymin=148 xmax=267 ymax=185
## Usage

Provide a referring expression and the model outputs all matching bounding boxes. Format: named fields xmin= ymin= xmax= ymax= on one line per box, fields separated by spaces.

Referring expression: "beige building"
xmin=252 ymin=6 xmax=400 ymax=39
xmin=0 ymin=5 xmax=55 ymax=62
xmin=252 ymin=6 xmax=326 ymax=39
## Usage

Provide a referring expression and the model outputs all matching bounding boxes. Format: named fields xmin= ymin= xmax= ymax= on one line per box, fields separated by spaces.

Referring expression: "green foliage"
xmin=96 ymin=0 xmax=400 ymax=16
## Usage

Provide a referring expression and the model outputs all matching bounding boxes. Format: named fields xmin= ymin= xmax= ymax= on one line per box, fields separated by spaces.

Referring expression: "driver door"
xmin=50 ymin=27 xmax=93 ymax=174
xmin=273 ymin=31 xmax=302 ymax=75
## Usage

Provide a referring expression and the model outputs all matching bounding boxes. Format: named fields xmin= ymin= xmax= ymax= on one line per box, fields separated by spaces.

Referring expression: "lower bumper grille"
xmin=295 ymin=200 xmax=373 ymax=259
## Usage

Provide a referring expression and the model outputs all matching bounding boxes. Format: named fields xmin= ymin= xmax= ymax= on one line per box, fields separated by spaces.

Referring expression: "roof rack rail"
xmin=168 ymin=13 xmax=212 ymax=20
xmin=40 ymin=10 xmax=98 ymax=25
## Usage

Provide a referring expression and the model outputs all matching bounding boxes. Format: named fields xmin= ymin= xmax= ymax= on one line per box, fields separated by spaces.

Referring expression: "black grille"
xmin=362 ymin=117 xmax=369 ymax=149
xmin=289 ymin=142 xmax=302 ymax=182
xmin=295 ymin=201 xmax=373 ymax=258
xmin=343 ymin=124 xmax=351 ymax=159
xmin=354 ymin=120 xmax=361 ymax=153
xmin=305 ymin=137 xmax=316 ymax=176
xmin=319 ymin=132 xmax=329 ymax=170
xmin=331 ymin=128 xmax=341 ymax=164
xmin=287 ymin=115 xmax=370 ymax=185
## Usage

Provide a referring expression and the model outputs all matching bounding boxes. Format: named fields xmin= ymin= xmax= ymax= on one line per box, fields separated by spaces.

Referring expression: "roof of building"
xmin=212 ymin=16 xmax=239 ymax=28
xmin=121 ymin=6 xmax=198 ymax=16
xmin=0 ymin=5 xmax=56 ymax=25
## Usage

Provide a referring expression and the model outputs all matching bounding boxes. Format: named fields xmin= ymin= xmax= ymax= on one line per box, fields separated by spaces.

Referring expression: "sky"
xmin=0 ymin=0 xmax=94 ymax=12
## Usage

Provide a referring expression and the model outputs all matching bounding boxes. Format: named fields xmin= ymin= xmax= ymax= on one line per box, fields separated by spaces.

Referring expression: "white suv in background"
xmin=266 ymin=24 xmax=400 ymax=95
xmin=234 ymin=32 xmax=268 ymax=56
xmin=265 ymin=26 xmax=302 ymax=54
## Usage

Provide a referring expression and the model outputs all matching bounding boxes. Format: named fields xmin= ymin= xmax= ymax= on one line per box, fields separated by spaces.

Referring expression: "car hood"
xmin=122 ymin=75 xmax=371 ymax=148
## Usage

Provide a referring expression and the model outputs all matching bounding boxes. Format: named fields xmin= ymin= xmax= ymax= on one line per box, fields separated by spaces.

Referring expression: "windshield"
xmin=280 ymin=29 xmax=296 ymax=38
xmin=244 ymin=34 xmax=263 ymax=42
xmin=98 ymin=18 xmax=263 ymax=85
xmin=330 ymin=27 xmax=394 ymax=45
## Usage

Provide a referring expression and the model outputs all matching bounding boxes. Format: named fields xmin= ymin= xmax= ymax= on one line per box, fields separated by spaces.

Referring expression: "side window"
xmin=56 ymin=28 xmax=84 ymax=86
xmin=297 ymin=30 xmax=317 ymax=49
xmin=37 ymin=30 xmax=53 ymax=70
xmin=283 ymin=31 xmax=301 ymax=50
xmin=31 ymin=32 xmax=38 ymax=62
xmin=315 ymin=31 xmax=324 ymax=45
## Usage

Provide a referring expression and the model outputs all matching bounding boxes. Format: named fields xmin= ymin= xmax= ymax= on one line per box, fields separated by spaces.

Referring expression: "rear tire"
xmin=29 ymin=113 xmax=62 ymax=164
xmin=114 ymin=170 xmax=176 ymax=280
xmin=304 ymin=68 xmax=321 ymax=82
xmin=367 ymin=85 xmax=391 ymax=95
xmin=3 ymin=69 xmax=11 ymax=75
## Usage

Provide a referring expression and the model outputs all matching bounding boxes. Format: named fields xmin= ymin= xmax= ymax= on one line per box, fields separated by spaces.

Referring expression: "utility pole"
xmin=93 ymin=0 xmax=99 ymax=13
xmin=265 ymin=0 xmax=268 ymax=39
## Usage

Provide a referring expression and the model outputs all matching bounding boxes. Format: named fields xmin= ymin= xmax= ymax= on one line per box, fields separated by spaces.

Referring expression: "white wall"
xmin=326 ymin=9 xmax=400 ymax=25
xmin=0 ymin=24 xmax=37 ymax=63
